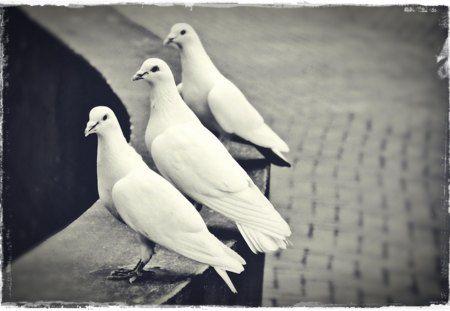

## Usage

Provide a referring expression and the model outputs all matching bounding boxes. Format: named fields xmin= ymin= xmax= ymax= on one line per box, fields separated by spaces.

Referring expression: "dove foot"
xmin=107 ymin=260 xmax=156 ymax=283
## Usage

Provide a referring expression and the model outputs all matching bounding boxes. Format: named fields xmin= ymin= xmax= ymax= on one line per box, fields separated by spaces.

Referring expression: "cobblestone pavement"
xmin=25 ymin=6 xmax=449 ymax=306
xmin=116 ymin=6 xmax=449 ymax=306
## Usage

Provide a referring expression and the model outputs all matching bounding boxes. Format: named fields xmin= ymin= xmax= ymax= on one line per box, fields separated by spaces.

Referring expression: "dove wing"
xmin=112 ymin=168 xmax=243 ymax=272
xmin=151 ymin=123 xmax=250 ymax=196
xmin=207 ymin=79 xmax=289 ymax=152
xmin=151 ymin=123 xmax=290 ymax=238
xmin=207 ymin=79 xmax=264 ymax=134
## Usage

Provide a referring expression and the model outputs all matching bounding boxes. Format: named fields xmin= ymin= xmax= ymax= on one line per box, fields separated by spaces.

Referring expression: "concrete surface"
xmin=13 ymin=5 xmax=450 ymax=306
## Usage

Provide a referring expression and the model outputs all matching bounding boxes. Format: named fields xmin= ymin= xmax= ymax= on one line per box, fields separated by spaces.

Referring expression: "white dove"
xmin=163 ymin=23 xmax=291 ymax=167
xmin=132 ymin=59 xmax=292 ymax=253
xmin=84 ymin=106 xmax=245 ymax=292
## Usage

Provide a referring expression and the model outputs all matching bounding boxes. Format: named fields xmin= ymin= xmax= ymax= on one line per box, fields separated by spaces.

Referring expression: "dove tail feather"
xmin=214 ymin=267 xmax=238 ymax=293
xmin=238 ymin=223 xmax=263 ymax=253
xmin=255 ymin=146 xmax=291 ymax=167
xmin=201 ymin=195 xmax=291 ymax=238
xmin=222 ymin=243 xmax=246 ymax=265
xmin=237 ymin=223 xmax=258 ymax=253
xmin=237 ymin=223 xmax=288 ymax=253
xmin=239 ymin=123 xmax=289 ymax=152
xmin=228 ymin=131 xmax=291 ymax=167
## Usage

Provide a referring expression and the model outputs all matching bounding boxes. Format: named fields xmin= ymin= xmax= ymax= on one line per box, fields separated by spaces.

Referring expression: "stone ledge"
xmin=2 ymin=7 xmax=268 ymax=305
xmin=3 ymin=163 xmax=268 ymax=305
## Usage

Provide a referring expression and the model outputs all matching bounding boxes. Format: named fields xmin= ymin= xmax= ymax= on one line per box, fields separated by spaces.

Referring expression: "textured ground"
xmin=115 ymin=6 xmax=449 ymax=306
xmin=19 ymin=5 xmax=449 ymax=306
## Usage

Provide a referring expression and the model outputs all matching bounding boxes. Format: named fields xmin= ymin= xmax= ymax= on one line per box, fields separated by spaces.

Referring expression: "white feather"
xmin=215 ymin=267 xmax=237 ymax=293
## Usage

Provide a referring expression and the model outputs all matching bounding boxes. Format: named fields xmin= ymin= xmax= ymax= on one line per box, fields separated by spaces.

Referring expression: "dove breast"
xmin=97 ymin=141 xmax=146 ymax=219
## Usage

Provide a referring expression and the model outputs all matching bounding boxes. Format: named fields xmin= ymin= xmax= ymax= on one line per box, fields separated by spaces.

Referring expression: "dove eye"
xmin=151 ymin=66 xmax=159 ymax=73
xmin=180 ymin=29 xmax=186 ymax=35
xmin=102 ymin=114 xmax=108 ymax=121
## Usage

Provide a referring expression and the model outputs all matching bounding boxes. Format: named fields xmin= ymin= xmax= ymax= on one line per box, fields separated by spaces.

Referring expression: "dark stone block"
xmin=2 ymin=8 xmax=131 ymax=261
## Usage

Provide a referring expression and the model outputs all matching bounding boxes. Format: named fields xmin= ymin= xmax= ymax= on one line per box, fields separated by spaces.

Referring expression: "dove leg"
xmin=107 ymin=235 xmax=156 ymax=283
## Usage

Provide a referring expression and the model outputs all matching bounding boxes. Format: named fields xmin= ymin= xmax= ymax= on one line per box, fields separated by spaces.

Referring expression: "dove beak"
xmin=163 ymin=35 xmax=175 ymax=46
xmin=132 ymin=71 xmax=145 ymax=81
xmin=84 ymin=121 xmax=99 ymax=137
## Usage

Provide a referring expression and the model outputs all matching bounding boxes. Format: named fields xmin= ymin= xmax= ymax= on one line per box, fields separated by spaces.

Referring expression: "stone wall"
xmin=2 ymin=8 xmax=131 ymax=260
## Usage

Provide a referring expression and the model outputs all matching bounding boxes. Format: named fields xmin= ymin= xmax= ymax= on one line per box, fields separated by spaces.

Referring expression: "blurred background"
xmin=2 ymin=5 xmax=448 ymax=306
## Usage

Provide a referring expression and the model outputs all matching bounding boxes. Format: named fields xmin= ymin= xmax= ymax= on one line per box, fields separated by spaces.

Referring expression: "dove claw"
xmin=107 ymin=260 xmax=144 ymax=282
xmin=107 ymin=260 xmax=158 ymax=283
xmin=129 ymin=276 xmax=137 ymax=284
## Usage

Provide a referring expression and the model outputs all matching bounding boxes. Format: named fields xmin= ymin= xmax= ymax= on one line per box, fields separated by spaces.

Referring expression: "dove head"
xmin=84 ymin=106 xmax=121 ymax=137
xmin=163 ymin=23 xmax=199 ymax=49
xmin=132 ymin=58 xmax=175 ymax=85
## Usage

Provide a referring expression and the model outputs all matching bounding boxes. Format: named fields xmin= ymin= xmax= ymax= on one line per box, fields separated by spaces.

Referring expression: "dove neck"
xmin=147 ymin=82 xmax=198 ymax=134
xmin=180 ymin=41 xmax=220 ymax=77
xmin=150 ymin=80 xmax=182 ymax=105
xmin=97 ymin=127 xmax=143 ymax=187
xmin=97 ymin=127 xmax=128 ymax=154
